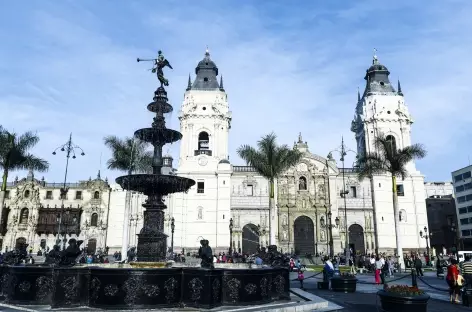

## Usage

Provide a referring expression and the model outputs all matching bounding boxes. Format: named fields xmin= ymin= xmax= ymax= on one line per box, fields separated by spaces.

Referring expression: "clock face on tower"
xmin=198 ymin=156 xmax=208 ymax=166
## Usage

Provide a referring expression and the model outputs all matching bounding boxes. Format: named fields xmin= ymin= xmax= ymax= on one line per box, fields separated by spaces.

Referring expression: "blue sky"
xmin=0 ymin=0 xmax=470 ymax=183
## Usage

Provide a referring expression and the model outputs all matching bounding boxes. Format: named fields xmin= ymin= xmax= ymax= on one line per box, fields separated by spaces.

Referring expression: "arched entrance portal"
xmin=348 ymin=224 xmax=365 ymax=254
xmin=87 ymin=239 xmax=97 ymax=255
xmin=242 ymin=224 xmax=259 ymax=254
xmin=15 ymin=237 xmax=27 ymax=250
xmin=294 ymin=216 xmax=315 ymax=255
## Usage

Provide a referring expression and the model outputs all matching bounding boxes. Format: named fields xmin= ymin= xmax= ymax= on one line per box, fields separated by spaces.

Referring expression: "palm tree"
xmin=103 ymin=135 xmax=153 ymax=259
xmin=0 ymin=126 xmax=49 ymax=230
xmin=237 ymin=132 xmax=303 ymax=246
xmin=356 ymin=133 xmax=426 ymax=269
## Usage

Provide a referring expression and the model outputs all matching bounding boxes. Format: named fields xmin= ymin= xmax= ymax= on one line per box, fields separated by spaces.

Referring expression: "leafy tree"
xmin=237 ymin=132 xmax=303 ymax=245
xmin=103 ymin=135 xmax=153 ymax=257
xmin=0 ymin=126 xmax=49 ymax=230
xmin=356 ymin=133 xmax=426 ymax=267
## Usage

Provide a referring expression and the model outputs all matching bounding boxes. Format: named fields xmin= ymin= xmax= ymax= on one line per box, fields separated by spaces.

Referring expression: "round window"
xmin=203 ymin=77 xmax=208 ymax=82
xmin=387 ymin=111 xmax=391 ymax=114
xmin=202 ymin=107 xmax=206 ymax=110
xmin=380 ymin=81 xmax=385 ymax=86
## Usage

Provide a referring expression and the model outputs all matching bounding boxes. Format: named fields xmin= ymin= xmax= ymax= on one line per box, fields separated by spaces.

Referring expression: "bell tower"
xmin=172 ymin=48 xmax=232 ymax=252
xmin=350 ymin=51 xmax=427 ymax=254
xmin=178 ymin=48 xmax=232 ymax=171
xmin=351 ymin=51 xmax=416 ymax=173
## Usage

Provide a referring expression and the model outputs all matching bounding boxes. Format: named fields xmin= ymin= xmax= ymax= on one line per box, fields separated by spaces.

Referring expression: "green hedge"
xmin=305 ymin=264 xmax=351 ymax=272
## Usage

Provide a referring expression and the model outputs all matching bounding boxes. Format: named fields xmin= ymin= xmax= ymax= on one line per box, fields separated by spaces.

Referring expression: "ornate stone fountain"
xmin=0 ymin=51 xmax=290 ymax=310
xmin=115 ymin=50 xmax=195 ymax=264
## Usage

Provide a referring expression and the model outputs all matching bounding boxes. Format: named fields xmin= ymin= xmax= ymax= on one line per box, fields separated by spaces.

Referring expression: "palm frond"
xmin=356 ymin=153 xmax=388 ymax=180
xmin=104 ymin=135 xmax=152 ymax=174
xmin=237 ymin=133 xmax=302 ymax=180
xmin=0 ymin=127 xmax=48 ymax=172
xmin=18 ymin=154 xmax=49 ymax=172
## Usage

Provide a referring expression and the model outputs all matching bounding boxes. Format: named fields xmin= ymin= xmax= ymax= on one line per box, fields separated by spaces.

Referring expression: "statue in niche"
xmin=282 ymin=214 xmax=288 ymax=226
xmin=318 ymin=184 xmax=325 ymax=195
xmin=299 ymin=177 xmax=307 ymax=190
xmin=366 ymin=216 xmax=371 ymax=229
xmin=282 ymin=229 xmax=288 ymax=240
xmin=320 ymin=230 xmax=326 ymax=241
xmin=197 ymin=208 xmax=203 ymax=220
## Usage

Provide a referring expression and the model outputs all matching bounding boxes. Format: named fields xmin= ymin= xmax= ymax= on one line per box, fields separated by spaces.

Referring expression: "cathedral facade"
xmin=168 ymin=50 xmax=429 ymax=256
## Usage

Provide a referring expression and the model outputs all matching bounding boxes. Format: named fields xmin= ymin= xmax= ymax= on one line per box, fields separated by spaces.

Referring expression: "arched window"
xmin=385 ymin=135 xmax=397 ymax=154
xmin=93 ymin=191 xmax=100 ymax=199
xmin=198 ymin=132 xmax=209 ymax=150
xmin=299 ymin=176 xmax=307 ymax=190
xmin=24 ymin=190 xmax=30 ymax=198
xmin=91 ymin=213 xmax=98 ymax=227
xmin=197 ymin=207 xmax=203 ymax=220
xmin=19 ymin=208 xmax=29 ymax=224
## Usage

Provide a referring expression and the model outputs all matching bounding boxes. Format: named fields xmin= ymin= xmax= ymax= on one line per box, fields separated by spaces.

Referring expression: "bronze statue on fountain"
xmin=2 ymin=243 xmax=28 ymax=265
xmin=116 ymin=51 xmax=195 ymax=264
xmin=44 ymin=239 xmax=83 ymax=266
xmin=198 ymin=239 xmax=214 ymax=269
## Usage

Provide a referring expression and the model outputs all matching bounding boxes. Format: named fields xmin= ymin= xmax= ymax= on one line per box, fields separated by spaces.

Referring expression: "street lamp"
xmin=229 ymin=218 xmax=234 ymax=254
xmin=170 ymin=217 xmax=175 ymax=253
xmin=56 ymin=209 xmax=77 ymax=250
xmin=419 ymin=226 xmax=432 ymax=265
xmin=52 ymin=133 xmax=84 ymax=249
xmin=52 ymin=133 xmax=85 ymax=197
xmin=320 ymin=212 xmax=340 ymax=257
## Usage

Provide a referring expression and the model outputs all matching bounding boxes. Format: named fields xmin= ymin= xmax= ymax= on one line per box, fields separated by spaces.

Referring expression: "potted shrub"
xmin=377 ymin=285 xmax=430 ymax=312
xmin=330 ymin=273 xmax=357 ymax=293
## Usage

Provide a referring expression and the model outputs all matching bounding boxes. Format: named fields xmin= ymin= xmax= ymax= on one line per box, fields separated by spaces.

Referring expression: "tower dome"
xmin=191 ymin=47 xmax=220 ymax=90
xmin=363 ymin=50 xmax=396 ymax=95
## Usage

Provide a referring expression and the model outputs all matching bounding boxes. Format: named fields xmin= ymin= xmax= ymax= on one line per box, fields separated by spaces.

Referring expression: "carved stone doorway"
xmin=242 ymin=224 xmax=259 ymax=254
xmin=87 ymin=238 xmax=97 ymax=255
xmin=348 ymin=224 xmax=365 ymax=254
xmin=294 ymin=216 xmax=315 ymax=256
xmin=15 ymin=237 xmax=27 ymax=250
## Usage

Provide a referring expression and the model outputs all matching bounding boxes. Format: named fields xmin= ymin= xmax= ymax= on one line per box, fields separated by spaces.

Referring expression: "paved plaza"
xmin=289 ymin=271 xmax=471 ymax=311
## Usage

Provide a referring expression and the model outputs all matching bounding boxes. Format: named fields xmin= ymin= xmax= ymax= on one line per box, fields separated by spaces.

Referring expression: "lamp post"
xmin=320 ymin=212 xmax=340 ymax=257
xmin=56 ymin=209 xmax=77 ymax=250
xmin=170 ymin=217 xmax=175 ymax=253
xmin=229 ymin=218 xmax=233 ymax=254
xmin=339 ymin=137 xmax=350 ymax=260
xmin=419 ymin=226 xmax=432 ymax=266
xmin=52 ymin=133 xmax=84 ymax=249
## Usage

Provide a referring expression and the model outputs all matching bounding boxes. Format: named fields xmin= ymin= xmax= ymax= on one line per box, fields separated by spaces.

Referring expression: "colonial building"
xmin=167 ymin=50 xmax=429 ymax=256
xmin=0 ymin=170 xmax=111 ymax=253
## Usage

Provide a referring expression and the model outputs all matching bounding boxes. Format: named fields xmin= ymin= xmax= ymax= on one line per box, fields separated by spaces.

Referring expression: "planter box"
xmin=330 ymin=276 xmax=357 ymax=293
xmin=377 ymin=290 xmax=430 ymax=312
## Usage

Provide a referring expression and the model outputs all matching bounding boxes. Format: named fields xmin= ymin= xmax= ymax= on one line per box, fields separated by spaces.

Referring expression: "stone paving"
xmin=289 ymin=271 xmax=471 ymax=311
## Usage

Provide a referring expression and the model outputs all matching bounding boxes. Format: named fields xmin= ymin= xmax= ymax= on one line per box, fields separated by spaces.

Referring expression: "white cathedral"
xmin=168 ymin=50 xmax=428 ymax=256
xmin=0 ymin=50 xmax=429 ymax=258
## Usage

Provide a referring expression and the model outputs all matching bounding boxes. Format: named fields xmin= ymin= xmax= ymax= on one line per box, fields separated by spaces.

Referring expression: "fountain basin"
xmin=116 ymin=174 xmax=195 ymax=195
xmin=0 ymin=265 xmax=289 ymax=309
xmin=128 ymin=262 xmax=169 ymax=268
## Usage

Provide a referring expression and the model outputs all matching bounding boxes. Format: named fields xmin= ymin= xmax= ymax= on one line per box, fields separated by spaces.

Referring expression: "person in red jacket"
xmin=446 ymin=258 xmax=460 ymax=303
